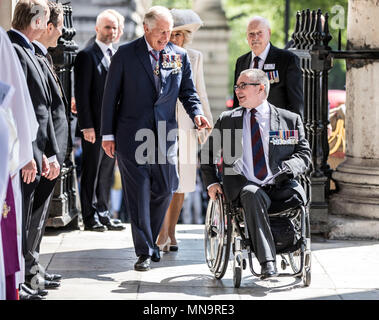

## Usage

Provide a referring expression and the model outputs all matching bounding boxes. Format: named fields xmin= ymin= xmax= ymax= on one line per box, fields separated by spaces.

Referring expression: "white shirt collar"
xmin=144 ymin=36 xmax=154 ymax=52
xmin=11 ymin=28 xmax=34 ymax=52
xmin=246 ymin=100 xmax=270 ymax=116
xmin=251 ymin=42 xmax=270 ymax=62
xmin=32 ymin=40 xmax=48 ymax=56
xmin=95 ymin=39 xmax=113 ymax=55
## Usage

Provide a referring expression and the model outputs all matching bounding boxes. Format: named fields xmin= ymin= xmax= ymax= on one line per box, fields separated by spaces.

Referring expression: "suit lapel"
xmin=8 ymin=32 xmax=50 ymax=100
xmin=135 ymin=37 xmax=156 ymax=90
xmin=23 ymin=45 xmax=52 ymax=104
xmin=242 ymin=52 xmax=252 ymax=70
xmin=262 ymin=44 xmax=278 ymax=71
xmin=268 ymin=103 xmax=280 ymax=171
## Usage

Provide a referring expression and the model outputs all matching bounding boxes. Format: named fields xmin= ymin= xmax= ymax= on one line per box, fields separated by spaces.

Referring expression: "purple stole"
xmin=1 ymin=176 xmax=20 ymax=300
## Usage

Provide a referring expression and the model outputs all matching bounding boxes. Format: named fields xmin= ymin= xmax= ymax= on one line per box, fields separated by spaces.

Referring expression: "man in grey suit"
xmin=201 ymin=69 xmax=311 ymax=279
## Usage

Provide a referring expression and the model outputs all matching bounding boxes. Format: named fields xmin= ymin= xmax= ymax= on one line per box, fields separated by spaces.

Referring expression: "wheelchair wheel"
xmin=233 ymin=253 xmax=242 ymax=288
xmin=288 ymin=249 xmax=301 ymax=275
xmin=204 ymin=194 xmax=232 ymax=279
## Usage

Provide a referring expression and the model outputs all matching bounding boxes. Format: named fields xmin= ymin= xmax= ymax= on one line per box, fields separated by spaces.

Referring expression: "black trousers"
xmin=80 ymin=137 xmax=115 ymax=224
xmin=239 ymin=182 xmax=298 ymax=264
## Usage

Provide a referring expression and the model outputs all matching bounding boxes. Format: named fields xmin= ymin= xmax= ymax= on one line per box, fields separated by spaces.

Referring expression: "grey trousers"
xmin=239 ymin=182 xmax=298 ymax=264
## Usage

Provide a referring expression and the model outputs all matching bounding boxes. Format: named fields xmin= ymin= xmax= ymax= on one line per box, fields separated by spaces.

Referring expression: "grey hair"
xmin=247 ymin=16 xmax=271 ymax=30
xmin=240 ymin=69 xmax=270 ymax=97
xmin=143 ymin=6 xmax=173 ymax=29
xmin=96 ymin=10 xmax=119 ymax=27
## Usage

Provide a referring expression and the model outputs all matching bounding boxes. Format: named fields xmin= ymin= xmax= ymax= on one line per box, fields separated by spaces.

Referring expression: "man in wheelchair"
xmin=200 ymin=69 xmax=311 ymax=279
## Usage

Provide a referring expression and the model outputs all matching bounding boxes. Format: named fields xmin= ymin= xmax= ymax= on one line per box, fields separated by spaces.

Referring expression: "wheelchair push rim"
xmin=204 ymin=194 xmax=231 ymax=279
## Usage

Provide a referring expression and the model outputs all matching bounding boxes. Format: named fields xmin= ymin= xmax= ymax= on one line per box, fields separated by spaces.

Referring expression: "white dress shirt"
xmin=208 ymin=100 xmax=274 ymax=190
xmin=250 ymin=43 xmax=271 ymax=70
xmin=95 ymin=39 xmax=114 ymax=67
xmin=95 ymin=39 xmax=114 ymax=141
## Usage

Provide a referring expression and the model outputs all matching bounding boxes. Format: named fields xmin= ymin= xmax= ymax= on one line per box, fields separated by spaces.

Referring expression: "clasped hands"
xmin=21 ymin=154 xmax=60 ymax=184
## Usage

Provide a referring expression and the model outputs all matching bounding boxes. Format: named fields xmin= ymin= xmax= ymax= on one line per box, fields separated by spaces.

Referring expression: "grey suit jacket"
xmin=200 ymin=103 xmax=311 ymax=202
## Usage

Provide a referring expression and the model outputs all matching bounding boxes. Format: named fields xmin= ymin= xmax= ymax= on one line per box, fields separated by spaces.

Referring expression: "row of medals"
xmin=154 ymin=54 xmax=182 ymax=76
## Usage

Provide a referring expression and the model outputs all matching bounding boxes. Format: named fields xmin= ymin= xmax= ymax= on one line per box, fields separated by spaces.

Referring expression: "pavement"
xmin=39 ymin=223 xmax=379 ymax=300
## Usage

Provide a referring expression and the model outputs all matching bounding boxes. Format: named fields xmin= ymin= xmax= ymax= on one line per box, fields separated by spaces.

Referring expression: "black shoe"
xmin=84 ymin=221 xmax=107 ymax=232
xmin=104 ymin=219 xmax=126 ymax=231
xmin=97 ymin=211 xmax=125 ymax=230
xmin=169 ymin=244 xmax=178 ymax=252
xmin=151 ymin=245 xmax=161 ymax=262
xmin=134 ymin=255 xmax=151 ymax=271
xmin=260 ymin=261 xmax=278 ymax=279
xmin=21 ymin=283 xmax=48 ymax=297
xmin=26 ymin=274 xmax=61 ymax=290
xmin=19 ymin=289 xmax=44 ymax=300
xmin=44 ymin=271 xmax=62 ymax=282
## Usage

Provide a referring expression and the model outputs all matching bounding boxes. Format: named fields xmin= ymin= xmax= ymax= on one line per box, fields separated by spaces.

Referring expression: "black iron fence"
xmin=47 ymin=3 xmax=81 ymax=228
xmin=289 ymin=8 xmax=379 ymax=233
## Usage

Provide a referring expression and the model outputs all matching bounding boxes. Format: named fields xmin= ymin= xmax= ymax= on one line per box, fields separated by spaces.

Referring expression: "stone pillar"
xmin=190 ymin=0 xmax=230 ymax=121
xmin=328 ymin=0 xmax=379 ymax=239
xmin=0 ymin=0 xmax=16 ymax=30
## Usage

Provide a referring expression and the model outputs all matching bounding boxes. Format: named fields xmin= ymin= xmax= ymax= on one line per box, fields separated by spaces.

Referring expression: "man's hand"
xmin=208 ymin=183 xmax=223 ymax=201
xmin=41 ymin=154 xmax=50 ymax=178
xmin=102 ymin=140 xmax=115 ymax=158
xmin=46 ymin=160 xmax=60 ymax=180
xmin=83 ymin=128 xmax=96 ymax=144
xmin=194 ymin=115 xmax=211 ymax=130
xmin=21 ymin=159 xmax=37 ymax=184
xmin=71 ymin=97 xmax=77 ymax=114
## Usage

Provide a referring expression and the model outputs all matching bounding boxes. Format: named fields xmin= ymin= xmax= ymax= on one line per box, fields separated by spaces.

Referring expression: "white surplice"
xmin=0 ymin=26 xmax=39 ymax=288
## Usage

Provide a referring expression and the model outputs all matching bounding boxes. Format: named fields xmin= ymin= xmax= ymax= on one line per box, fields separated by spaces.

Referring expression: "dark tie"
xmin=251 ymin=109 xmax=268 ymax=181
xmin=46 ymin=52 xmax=54 ymax=67
xmin=253 ymin=56 xmax=260 ymax=69
xmin=107 ymin=48 xmax=113 ymax=58
xmin=149 ymin=50 xmax=161 ymax=91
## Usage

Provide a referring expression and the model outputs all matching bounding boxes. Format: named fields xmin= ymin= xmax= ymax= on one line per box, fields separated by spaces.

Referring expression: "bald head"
xmin=95 ymin=11 xmax=118 ymax=45
xmin=246 ymin=16 xmax=271 ymax=56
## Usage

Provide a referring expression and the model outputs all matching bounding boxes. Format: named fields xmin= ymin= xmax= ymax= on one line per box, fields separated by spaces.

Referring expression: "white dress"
xmin=176 ymin=48 xmax=213 ymax=193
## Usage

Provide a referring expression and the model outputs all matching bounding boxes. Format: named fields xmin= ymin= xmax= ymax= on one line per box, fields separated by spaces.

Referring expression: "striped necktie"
xmin=251 ymin=109 xmax=268 ymax=181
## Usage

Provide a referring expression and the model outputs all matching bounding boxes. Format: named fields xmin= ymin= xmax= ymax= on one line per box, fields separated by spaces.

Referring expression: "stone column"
xmin=190 ymin=0 xmax=230 ymax=121
xmin=329 ymin=0 xmax=379 ymax=239
xmin=0 ymin=0 xmax=16 ymax=30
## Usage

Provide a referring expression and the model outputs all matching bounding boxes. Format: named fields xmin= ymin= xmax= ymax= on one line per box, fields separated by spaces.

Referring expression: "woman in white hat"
xmin=156 ymin=9 xmax=213 ymax=252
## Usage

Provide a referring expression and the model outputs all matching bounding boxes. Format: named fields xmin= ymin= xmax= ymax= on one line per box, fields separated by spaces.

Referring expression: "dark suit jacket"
xmin=101 ymin=37 xmax=203 ymax=191
xmin=200 ymin=104 xmax=311 ymax=202
xmin=7 ymin=30 xmax=59 ymax=173
xmin=34 ymin=44 xmax=69 ymax=166
xmin=233 ymin=44 xmax=304 ymax=118
xmin=74 ymin=42 xmax=109 ymax=135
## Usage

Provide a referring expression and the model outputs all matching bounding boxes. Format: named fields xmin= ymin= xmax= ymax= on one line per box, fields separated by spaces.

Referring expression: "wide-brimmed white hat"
xmin=171 ymin=9 xmax=203 ymax=33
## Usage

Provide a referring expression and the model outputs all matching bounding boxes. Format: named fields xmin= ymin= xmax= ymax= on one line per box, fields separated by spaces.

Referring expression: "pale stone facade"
xmin=71 ymin=0 xmax=151 ymax=49
xmin=0 ymin=0 xmax=16 ymax=30
xmin=329 ymin=0 xmax=379 ymax=239
xmin=189 ymin=0 xmax=230 ymax=121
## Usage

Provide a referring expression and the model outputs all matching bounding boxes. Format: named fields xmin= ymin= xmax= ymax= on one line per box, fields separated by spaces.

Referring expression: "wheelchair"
xmin=204 ymin=182 xmax=312 ymax=288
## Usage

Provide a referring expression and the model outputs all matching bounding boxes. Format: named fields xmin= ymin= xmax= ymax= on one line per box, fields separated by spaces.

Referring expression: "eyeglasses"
xmin=234 ymin=82 xmax=261 ymax=91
